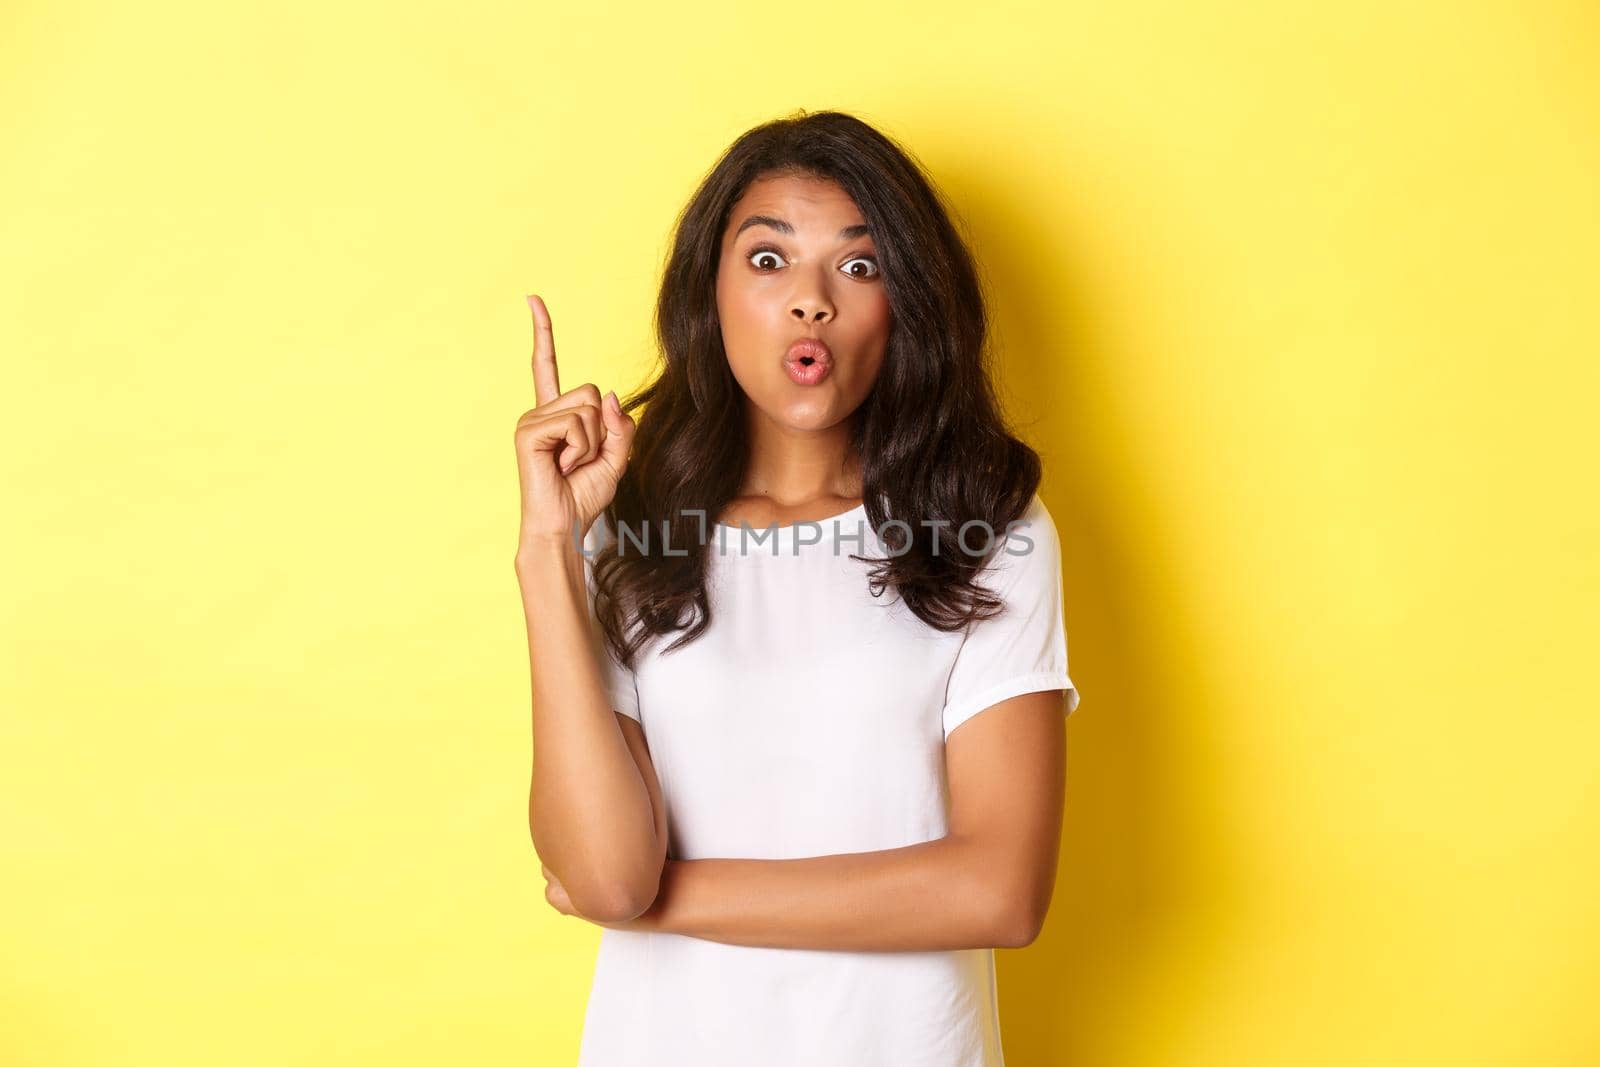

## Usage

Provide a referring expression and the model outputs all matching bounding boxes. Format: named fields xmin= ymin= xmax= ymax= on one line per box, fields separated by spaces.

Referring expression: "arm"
xmin=584 ymin=689 xmax=1067 ymax=950
xmin=518 ymin=536 xmax=667 ymax=923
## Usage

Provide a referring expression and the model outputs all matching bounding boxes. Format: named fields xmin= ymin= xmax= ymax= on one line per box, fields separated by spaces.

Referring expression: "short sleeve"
xmin=940 ymin=494 xmax=1080 ymax=740
xmin=581 ymin=515 xmax=642 ymax=723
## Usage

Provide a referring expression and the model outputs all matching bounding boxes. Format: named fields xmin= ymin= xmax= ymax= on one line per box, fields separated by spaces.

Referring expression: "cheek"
xmin=849 ymin=291 xmax=893 ymax=353
xmin=843 ymin=283 xmax=891 ymax=326
xmin=716 ymin=274 xmax=765 ymax=335
xmin=715 ymin=281 xmax=769 ymax=386
xmin=871 ymin=298 xmax=892 ymax=337
xmin=850 ymin=294 xmax=892 ymax=382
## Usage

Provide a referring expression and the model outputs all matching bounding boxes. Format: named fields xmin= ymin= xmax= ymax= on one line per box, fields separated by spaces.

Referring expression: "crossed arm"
xmin=542 ymin=690 xmax=1069 ymax=951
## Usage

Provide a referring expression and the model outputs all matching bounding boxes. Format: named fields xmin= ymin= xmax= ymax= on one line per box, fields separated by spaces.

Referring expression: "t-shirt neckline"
xmin=711 ymin=500 xmax=870 ymax=548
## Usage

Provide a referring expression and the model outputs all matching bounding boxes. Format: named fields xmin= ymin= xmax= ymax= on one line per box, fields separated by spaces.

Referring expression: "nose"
xmin=789 ymin=277 xmax=835 ymax=324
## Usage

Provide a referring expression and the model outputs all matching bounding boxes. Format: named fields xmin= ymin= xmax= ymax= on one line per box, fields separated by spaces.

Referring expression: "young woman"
xmin=513 ymin=110 xmax=1081 ymax=1067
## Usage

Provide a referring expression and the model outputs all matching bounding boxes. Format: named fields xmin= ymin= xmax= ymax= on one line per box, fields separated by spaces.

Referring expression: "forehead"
xmin=724 ymin=173 xmax=867 ymax=234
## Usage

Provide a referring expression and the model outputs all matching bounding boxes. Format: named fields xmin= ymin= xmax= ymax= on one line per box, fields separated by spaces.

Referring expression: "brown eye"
xmin=842 ymin=256 xmax=881 ymax=279
xmin=747 ymin=248 xmax=786 ymax=271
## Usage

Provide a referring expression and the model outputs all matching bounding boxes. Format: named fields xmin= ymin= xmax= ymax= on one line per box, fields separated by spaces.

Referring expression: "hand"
xmin=513 ymin=294 xmax=637 ymax=552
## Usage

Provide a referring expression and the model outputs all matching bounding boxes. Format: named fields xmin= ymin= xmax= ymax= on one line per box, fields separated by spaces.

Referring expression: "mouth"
xmin=784 ymin=338 xmax=834 ymax=386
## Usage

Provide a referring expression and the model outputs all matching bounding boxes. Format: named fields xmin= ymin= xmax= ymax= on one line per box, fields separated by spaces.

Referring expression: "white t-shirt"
xmin=575 ymin=492 xmax=1080 ymax=1067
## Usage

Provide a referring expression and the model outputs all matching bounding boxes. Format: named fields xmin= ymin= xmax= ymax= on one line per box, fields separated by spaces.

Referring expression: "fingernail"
xmin=605 ymin=390 xmax=619 ymax=412
xmin=525 ymin=294 xmax=537 ymax=309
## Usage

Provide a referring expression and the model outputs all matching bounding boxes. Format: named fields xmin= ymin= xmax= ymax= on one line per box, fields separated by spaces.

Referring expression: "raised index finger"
xmin=526 ymin=294 xmax=561 ymax=406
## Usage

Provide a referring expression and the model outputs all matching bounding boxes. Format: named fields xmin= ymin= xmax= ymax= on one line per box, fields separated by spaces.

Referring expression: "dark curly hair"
xmin=593 ymin=108 xmax=1043 ymax=670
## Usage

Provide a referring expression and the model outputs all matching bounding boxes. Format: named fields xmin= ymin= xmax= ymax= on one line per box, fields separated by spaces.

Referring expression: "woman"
xmin=513 ymin=109 xmax=1081 ymax=1067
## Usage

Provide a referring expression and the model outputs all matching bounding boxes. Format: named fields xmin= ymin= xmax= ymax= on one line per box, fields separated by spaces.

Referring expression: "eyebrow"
xmin=733 ymin=214 xmax=873 ymax=241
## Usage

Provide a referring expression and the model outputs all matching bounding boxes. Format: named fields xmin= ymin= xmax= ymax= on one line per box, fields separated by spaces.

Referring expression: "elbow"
xmin=988 ymin=879 xmax=1050 ymax=949
xmin=597 ymin=833 xmax=669 ymax=922
xmin=528 ymin=806 xmax=667 ymax=924
xmin=953 ymin=837 xmax=1053 ymax=949
xmin=993 ymin=905 xmax=1046 ymax=949
xmin=572 ymin=846 xmax=666 ymax=924
xmin=576 ymin=870 xmax=662 ymax=924
xmin=528 ymin=838 xmax=665 ymax=925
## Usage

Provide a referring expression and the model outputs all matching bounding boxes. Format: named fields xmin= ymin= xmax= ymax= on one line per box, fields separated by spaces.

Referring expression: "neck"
xmin=737 ymin=405 xmax=862 ymax=506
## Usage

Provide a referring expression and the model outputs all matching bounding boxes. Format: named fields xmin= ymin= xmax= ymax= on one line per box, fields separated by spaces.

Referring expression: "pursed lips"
xmin=785 ymin=338 xmax=833 ymax=365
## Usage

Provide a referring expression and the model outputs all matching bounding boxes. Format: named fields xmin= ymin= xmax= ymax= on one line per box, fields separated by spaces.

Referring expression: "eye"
xmin=747 ymin=245 xmax=788 ymax=271
xmin=745 ymin=244 xmax=882 ymax=280
xmin=842 ymin=255 xmax=881 ymax=280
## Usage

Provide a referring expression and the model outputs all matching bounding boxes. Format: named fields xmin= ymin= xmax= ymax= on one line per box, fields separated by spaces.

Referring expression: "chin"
xmin=761 ymin=396 xmax=846 ymax=432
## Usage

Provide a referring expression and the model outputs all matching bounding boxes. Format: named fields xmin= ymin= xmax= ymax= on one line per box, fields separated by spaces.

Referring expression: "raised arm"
xmin=514 ymin=293 xmax=664 ymax=923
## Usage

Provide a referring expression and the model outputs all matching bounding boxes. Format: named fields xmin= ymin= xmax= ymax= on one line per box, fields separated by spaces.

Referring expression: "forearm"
xmin=629 ymin=834 xmax=1023 ymax=952
xmin=517 ymin=537 xmax=663 ymax=919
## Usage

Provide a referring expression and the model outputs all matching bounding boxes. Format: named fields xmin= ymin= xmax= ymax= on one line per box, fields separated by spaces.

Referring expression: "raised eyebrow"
xmin=734 ymin=215 xmax=873 ymax=242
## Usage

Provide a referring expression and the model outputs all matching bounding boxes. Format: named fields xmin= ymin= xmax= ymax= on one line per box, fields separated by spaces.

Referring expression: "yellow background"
xmin=3 ymin=1 xmax=1596 ymax=1063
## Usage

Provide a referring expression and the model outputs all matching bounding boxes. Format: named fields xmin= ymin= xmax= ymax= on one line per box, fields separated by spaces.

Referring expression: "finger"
xmin=515 ymin=387 xmax=602 ymax=437
xmin=527 ymin=294 xmax=561 ymax=407
xmin=594 ymin=390 xmax=637 ymax=478
xmin=560 ymin=401 xmax=605 ymax=473
xmin=545 ymin=881 xmax=572 ymax=914
xmin=532 ymin=382 xmax=603 ymax=418
xmin=523 ymin=409 xmax=592 ymax=472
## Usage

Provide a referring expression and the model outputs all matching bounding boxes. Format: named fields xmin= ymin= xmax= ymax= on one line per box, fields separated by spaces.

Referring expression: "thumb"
xmin=598 ymin=391 xmax=636 ymax=475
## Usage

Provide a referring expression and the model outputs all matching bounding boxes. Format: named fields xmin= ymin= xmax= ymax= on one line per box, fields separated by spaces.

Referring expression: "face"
xmin=714 ymin=172 xmax=891 ymax=435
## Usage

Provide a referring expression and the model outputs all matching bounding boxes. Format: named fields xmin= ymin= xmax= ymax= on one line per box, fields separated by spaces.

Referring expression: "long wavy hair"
xmin=593 ymin=109 xmax=1043 ymax=670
